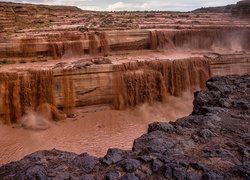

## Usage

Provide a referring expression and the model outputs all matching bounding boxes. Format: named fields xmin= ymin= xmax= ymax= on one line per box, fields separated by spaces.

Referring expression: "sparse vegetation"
xmin=0 ymin=59 xmax=16 ymax=65
xmin=178 ymin=14 xmax=189 ymax=18
xmin=192 ymin=5 xmax=235 ymax=13
xmin=30 ymin=58 xmax=47 ymax=63
xmin=19 ymin=59 xmax=27 ymax=63
xmin=145 ymin=14 xmax=155 ymax=18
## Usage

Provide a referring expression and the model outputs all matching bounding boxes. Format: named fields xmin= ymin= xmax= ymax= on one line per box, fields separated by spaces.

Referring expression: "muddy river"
xmin=0 ymin=95 xmax=193 ymax=165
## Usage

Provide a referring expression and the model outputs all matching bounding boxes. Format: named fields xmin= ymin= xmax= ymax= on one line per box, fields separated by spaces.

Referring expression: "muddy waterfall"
xmin=0 ymin=58 xmax=211 ymax=124
xmin=113 ymin=58 xmax=211 ymax=109
xmin=0 ymin=70 xmax=66 ymax=124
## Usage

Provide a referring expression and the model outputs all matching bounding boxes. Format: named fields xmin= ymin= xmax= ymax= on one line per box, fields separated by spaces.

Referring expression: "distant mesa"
xmin=192 ymin=4 xmax=235 ymax=13
xmin=232 ymin=0 xmax=250 ymax=16
xmin=192 ymin=0 xmax=250 ymax=15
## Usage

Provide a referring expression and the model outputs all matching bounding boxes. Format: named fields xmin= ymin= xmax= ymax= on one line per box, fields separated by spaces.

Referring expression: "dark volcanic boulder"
xmin=0 ymin=74 xmax=250 ymax=179
xmin=71 ymin=153 xmax=99 ymax=173
xmin=133 ymin=131 xmax=174 ymax=155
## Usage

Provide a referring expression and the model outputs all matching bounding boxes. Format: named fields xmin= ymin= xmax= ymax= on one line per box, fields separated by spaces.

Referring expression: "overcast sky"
xmin=2 ymin=0 xmax=240 ymax=11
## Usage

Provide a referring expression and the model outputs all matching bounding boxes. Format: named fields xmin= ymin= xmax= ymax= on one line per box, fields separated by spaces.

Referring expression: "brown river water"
xmin=0 ymin=95 xmax=193 ymax=166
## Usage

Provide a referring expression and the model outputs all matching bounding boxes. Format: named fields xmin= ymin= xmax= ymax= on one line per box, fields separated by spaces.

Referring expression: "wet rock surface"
xmin=1 ymin=74 xmax=250 ymax=179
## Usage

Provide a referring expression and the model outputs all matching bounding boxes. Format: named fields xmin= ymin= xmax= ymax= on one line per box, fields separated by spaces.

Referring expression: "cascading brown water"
xmin=47 ymin=32 xmax=83 ymax=58
xmin=150 ymin=28 xmax=250 ymax=51
xmin=150 ymin=30 xmax=157 ymax=50
xmin=20 ymin=38 xmax=37 ymax=57
xmin=62 ymin=41 xmax=83 ymax=58
xmin=113 ymin=70 xmax=167 ymax=110
xmin=113 ymin=58 xmax=211 ymax=109
xmin=99 ymin=32 xmax=110 ymax=56
xmin=62 ymin=69 xmax=75 ymax=114
xmin=0 ymin=72 xmax=22 ymax=125
xmin=29 ymin=70 xmax=56 ymax=107
xmin=89 ymin=32 xmax=99 ymax=55
xmin=0 ymin=70 xmax=56 ymax=124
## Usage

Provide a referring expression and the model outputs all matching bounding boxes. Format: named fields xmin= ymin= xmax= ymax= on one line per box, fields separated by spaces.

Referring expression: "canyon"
xmin=0 ymin=1 xmax=250 ymax=178
xmin=0 ymin=6 xmax=249 ymax=124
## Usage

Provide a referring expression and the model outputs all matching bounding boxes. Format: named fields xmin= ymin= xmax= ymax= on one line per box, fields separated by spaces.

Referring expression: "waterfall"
xmin=113 ymin=58 xmax=211 ymax=109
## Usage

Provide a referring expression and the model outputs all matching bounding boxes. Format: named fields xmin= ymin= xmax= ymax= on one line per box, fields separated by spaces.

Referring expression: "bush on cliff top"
xmin=0 ymin=59 xmax=16 ymax=65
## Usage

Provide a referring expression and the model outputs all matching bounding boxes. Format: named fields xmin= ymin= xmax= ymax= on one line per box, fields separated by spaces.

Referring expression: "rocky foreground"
xmin=0 ymin=74 xmax=250 ymax=179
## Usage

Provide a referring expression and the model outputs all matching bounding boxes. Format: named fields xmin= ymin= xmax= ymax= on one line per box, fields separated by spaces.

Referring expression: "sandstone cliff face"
xmin=53 ymin=65 xmax=113 ymax=109
xmin=0 ymin=2 xmax=249 ymax=126
xmin=1 ymin=2 xmax=250 ymax=59
xmin=1 ymin=28 xmax=250 ymax=58
xmin=232 ymin=0 xmax=250 ymax=16
xmin=0 ymin=52 xmax=249 ymax=125
xmin=0 ymin=58 xmax=211 ymax=124
xmin=0 ymin=30 xmax=111 ymax=58
xmin=210 ymin=53 xmax=250 ymax=76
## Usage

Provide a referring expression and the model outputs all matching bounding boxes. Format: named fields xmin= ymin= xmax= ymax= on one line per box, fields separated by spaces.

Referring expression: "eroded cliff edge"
xmin=0 ymin=74 xmax=249 ymax=179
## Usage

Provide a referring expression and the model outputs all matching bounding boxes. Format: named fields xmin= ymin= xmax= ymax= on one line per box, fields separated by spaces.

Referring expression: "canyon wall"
xmin=0 ymin=22 xmax=249 ymax=125
xmin=210 ymin=53 xmax=250 ymax=76
xmin=1 ymin=27 xmax=250 ymax=58
xmin=0 ymin=54 xmax=249 ymax=124
xmin=0 ymin=58 xmax=211 ymax=124
xmin=0 ymin=31 xmax=110 ymax=58
xmin=150 ymin=28 xmax=250 ymax=51
xmin=0 ymin=2 xmax=83 ymax=33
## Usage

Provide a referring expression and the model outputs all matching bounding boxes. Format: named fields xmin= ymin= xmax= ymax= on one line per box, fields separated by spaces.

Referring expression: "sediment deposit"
xmin=1 ymin=74 xmax=249 ymax=179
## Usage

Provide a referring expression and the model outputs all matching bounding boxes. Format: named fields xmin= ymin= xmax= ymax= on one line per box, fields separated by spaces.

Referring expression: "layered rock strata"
xmin=209 ymin=52 xmax=250 ymax=76
xmin=1 ymin=74 xmax=249 ymax=179
xmin=1 ymin=28 xmax=250 ymax=58
xmin=0 ymin=2 xmax=83 ymax=32
xmin=1 ymin=1 xmax=250 ymax=34
xmin=0 ymin=52 xmax=249 ymax=125
xmin=0 ymin=57 xmax=211 ymax=124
